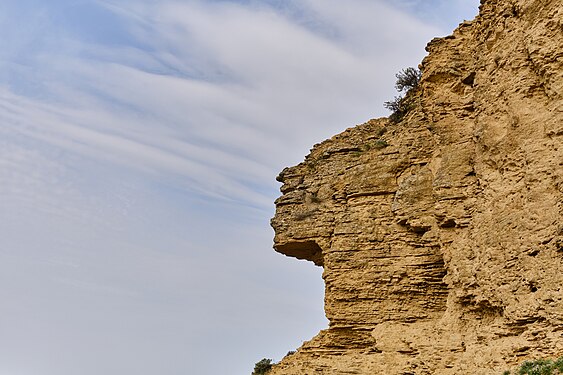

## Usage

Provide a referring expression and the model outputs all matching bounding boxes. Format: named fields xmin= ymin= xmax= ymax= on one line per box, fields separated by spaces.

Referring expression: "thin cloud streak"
xmin=0 ymin=1 xmax=479 ymax=374
xmin=1 ymin=88 xmax=272 ymax=208
xmin=2 ymin=0 xmax=445 ymax=210
xmin=3 ymin=0 xmax=444 ymax=205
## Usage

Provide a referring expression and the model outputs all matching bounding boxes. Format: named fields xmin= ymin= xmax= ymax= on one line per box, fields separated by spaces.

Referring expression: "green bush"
xmin=503 ymin=356 xmax=563 ymax=375
xmin=384 ymin=67 xmax=421 ymax=123
xmin=384 ymin=95 xmax=415 ymax=123
xmin=253 ymin=358 xmax=273 ymax=375
xmin=373 ymin=139 xmax=388 ymax=149
xmin=394 ymin=67 xmax=422 ymax=92
xmin=519 ymin=359 xmax=555 ymax=375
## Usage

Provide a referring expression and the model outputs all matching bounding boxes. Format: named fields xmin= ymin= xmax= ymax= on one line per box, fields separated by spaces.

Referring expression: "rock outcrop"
xmin=269 ymin=0 xmax=563 ymax=373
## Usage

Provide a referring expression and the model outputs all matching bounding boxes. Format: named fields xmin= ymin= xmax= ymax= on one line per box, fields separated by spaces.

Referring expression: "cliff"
xmin=269 ymin=0 xmax=563 ymax=373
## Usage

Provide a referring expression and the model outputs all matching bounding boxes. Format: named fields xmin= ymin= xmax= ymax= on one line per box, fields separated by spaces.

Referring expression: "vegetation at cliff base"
xmin=503 ymin=356 xmax=563 ymax=375
xmin=384 ymin=67 xmax=422 ymax=123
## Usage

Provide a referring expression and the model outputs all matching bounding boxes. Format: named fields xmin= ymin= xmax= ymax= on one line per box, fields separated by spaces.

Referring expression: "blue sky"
xmin=0 ymin=1 xmax=479 ymax=374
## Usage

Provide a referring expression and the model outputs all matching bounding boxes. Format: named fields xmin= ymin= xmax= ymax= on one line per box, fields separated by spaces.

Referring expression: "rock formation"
xmin=269 ymin=0 xmax=563 ymax=373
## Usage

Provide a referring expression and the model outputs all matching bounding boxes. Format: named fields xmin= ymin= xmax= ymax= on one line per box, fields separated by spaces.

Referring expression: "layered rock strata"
xmin=269 ymin=0 xmax=563 ymax=373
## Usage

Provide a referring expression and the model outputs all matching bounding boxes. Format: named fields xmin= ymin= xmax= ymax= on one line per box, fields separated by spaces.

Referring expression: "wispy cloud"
xmin=0 ymin=1 xmax=478 ymax=374
xmin=2 ymin=0 xmax=443 ymax=206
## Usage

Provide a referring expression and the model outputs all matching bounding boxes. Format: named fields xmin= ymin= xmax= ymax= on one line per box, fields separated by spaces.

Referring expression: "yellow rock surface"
xmin=269 ymin=0 xmax=563 ymax=373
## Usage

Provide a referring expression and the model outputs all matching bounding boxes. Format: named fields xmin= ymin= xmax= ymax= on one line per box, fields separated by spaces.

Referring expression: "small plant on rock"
xmin=373 ymin=138 xmax=388 ymax=149
xmin=252 ymin=358 xmax=273 ymax=375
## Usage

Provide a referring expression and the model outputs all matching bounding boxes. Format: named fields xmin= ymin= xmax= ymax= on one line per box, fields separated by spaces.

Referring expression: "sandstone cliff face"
xmin=269 ymin=0 xmax=563 ymax=373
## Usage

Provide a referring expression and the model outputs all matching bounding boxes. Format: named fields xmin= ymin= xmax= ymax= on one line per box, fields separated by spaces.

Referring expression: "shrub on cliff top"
xmin=394 ymin=67 xmax=422 ymax=92
xmin=384 ymin=67 xmax=421 ymax=123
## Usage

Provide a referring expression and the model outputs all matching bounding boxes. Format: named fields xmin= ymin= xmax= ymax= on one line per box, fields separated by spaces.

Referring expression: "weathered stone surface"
xmin=269 ymin=0 xmax=563 ymax=373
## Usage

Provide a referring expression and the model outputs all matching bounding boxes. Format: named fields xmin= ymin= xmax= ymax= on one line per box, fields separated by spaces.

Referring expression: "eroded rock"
xmin=268 ymin=0 xmax=563 ymax=373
